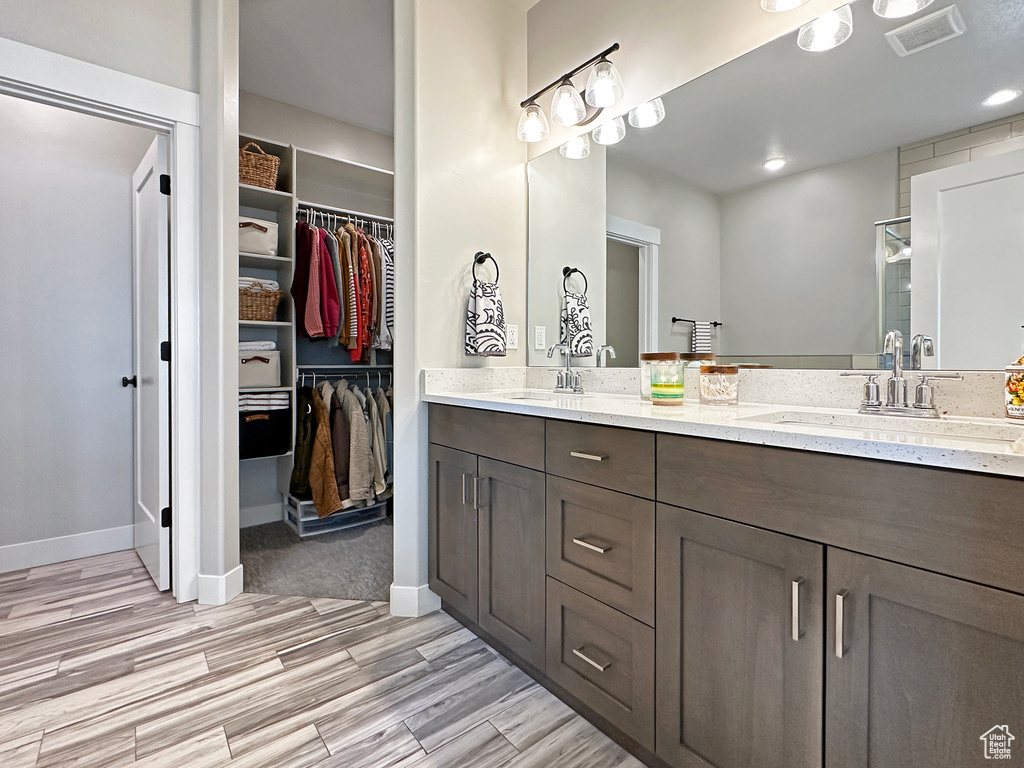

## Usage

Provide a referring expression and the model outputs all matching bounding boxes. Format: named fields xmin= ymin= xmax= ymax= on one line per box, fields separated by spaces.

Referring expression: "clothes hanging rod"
xmin=672 ymin=317 xmax=723 ymax=328
xmin=296 ymin=364 xmax=394 ymax=370
xmin=297 ymin=201 xmax=394 ymax=224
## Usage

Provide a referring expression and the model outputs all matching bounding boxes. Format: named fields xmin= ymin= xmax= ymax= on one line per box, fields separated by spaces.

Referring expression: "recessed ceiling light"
xmin=763 ymin=157 xmax=788 ymax=171
xmin=983 ymin=89 xmax=1022 ymax=107
xmin=761 ymin=0 xmax=810 ymax=11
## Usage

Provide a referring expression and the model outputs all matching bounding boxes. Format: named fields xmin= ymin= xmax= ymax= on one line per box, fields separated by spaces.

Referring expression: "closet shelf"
xmin=239 ymin=320 xmax=292 ymax=328
xmin=239 ymin=184 xmax=294 ymax=217
xmin=239 ymin=252 xmax=291 ymax=270
xmin=240 ymin=451 xmax=293 ymax=462
xmin=239 ymin=386 xmax=293 ymax=394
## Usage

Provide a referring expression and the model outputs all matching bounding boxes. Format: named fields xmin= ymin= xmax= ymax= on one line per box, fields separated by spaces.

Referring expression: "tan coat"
xmin=309 ymin=388 xmax=343 ymax=518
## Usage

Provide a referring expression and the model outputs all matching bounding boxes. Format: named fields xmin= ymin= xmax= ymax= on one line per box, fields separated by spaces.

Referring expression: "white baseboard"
xmin=0 ymin=525 xmax=134 ymax=574
xmin=197 ymin=564 xmax=244 ymax=605
xmin=389 ymin=583 xmax=441 ymax=617
xmin=240 ymin=503 xmax=282 ymax=528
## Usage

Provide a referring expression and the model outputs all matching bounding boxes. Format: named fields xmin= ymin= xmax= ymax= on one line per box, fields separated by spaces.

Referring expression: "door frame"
xmin=0 ymin=38 xmax=202 ymax=602
xmin=607 ymin=215 xmax=661 ymax=354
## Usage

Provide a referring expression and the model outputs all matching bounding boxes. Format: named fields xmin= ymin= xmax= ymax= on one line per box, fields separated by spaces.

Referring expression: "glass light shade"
xmin=516 ymin=102 xmax=550 ymax=142
xmin=559 ymin=134 xmax=591 ymax=160
xmin=761 ymin=0 xmax=810 ymax=10
xmin=797 ymin=4 xmax=853 ymax=52
xmin=551 ymin=80 xmax=587 ymax=127
xmin=763 ymin=157 xmax=788 ymax=171
xmin=592 ymin=116 xmax=626 ymax=145
xmin=585 ymin=59 xmax=624 ymax=108
xmin=627 ymin=97 xmax=666 ymax=128
xmin=983 ymin=89 xmax=1022 ymax=107
xmin=872 ymin=0 xmax=934 ymax=18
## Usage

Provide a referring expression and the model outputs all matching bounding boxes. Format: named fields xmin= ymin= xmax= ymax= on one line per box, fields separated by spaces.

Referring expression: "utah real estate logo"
xmin=980 ymin=725 xmax=1015 ymax=760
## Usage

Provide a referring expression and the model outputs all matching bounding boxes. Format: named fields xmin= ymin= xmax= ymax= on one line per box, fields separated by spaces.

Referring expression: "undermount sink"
xmin=501 ymin=390 xmax=589 ymax=401
xmin=739 ymin=410 xmax=1024 ymax=448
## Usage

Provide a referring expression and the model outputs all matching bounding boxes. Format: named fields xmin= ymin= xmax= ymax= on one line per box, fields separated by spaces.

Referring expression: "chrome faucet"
xmin=841 ymin=329 xmax=961 ymax=418
xmin=911 ymin=334 xmax=934 ymax=370
xmin=547 ymin=343 xmax=583 ymax=394
xmin=596 ymin=345 xmax=616 ymax=367
xmin=883 ymin=330 xmax=907 ymax=408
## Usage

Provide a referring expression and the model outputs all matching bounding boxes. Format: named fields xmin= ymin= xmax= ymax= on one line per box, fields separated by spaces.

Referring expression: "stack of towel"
xmin=239 ymin=391 xmax=289 ymax=412
xmin=239 ymin=276 xmax=280 ymax=292
xmin=239 ymin=340 xmax=276 ymax=352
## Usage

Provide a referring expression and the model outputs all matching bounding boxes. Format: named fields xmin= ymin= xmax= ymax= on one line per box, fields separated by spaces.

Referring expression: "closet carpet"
xmin=0 ymin=550 xmax=644 ymax=768
xmin=240 ymin=517 xmax=393 ymax=602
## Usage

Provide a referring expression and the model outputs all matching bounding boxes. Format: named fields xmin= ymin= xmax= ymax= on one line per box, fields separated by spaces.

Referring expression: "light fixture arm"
xmin=520 ymin=43 xmax=620 ymax=108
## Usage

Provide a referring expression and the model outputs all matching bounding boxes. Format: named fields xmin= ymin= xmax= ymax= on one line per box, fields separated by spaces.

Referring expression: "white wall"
xmin=0 ymin=95 xmax=156 ymax=567
xmin=606 ymin=152 xmax=721 ymax=356
xmin=527 ymin=143 xmax=606 ymax=366
xmin=719 ymin=150 xmax=897 ymax=356
xmin=0 ymin=0 xmax=199 ymax=92
xmin=526 ymin=0 xmax=845 ymax=157
xmin=393 ymin=0 xmax=528 ymax=616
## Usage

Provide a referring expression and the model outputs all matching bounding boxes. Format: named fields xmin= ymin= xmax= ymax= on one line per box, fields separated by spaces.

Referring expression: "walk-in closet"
xmin=235 ymin=1 xmax=397 ymax=602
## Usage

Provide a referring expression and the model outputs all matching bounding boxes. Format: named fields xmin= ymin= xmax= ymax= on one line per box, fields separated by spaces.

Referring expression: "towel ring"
xmin=473 ymin=251 xmax=499 ymax=283
xmin=563 ymin=266 xmax=588 ymax=295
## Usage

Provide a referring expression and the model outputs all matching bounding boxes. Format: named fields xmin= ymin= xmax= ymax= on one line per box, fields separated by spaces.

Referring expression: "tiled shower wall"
xmin=898 ymin=111 xmax=1024 ymax=215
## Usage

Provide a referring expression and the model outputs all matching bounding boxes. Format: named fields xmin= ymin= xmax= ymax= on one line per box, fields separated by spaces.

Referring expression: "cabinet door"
xmin=656 ymin=504 xmax=824 ymax=768
xmin=827 ymin=548 xmax=1024 ymax=768
xmin=478 ymin=458 xmax=546 ymax=670
xmin=428 ymin=444 xmax=478 ymax=621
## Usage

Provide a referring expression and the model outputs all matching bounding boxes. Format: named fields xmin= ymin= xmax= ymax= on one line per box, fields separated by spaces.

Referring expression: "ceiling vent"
xmin=885 ymin=5 xmax=966 ymax=56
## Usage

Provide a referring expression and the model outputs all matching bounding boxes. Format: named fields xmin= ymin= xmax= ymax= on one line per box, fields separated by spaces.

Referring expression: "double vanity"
xmin=424 ymin=381 xmax=1024 ymax=768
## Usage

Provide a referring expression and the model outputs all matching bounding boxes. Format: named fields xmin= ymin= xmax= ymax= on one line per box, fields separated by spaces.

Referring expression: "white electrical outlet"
xmin=506 ymin=324 xmax=519 ymax=350
xmin=534 ymin=326 xmax=546 ymax=350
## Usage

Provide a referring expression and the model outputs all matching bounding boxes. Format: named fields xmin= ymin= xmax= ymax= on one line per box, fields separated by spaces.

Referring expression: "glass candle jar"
xmin=640 ymin=352 xmax=681 ymax=400
xmin=681 ymin=353 xmax=716 ymax=403
xmin=650 ymin=358 xmax=686 ymax=405
xmin=699 ymin=365 xmax=739 ymax=405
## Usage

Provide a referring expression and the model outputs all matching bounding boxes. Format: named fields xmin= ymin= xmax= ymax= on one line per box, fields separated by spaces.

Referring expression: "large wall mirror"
xmin=527 ymin=0 xmax=1024 ymax=370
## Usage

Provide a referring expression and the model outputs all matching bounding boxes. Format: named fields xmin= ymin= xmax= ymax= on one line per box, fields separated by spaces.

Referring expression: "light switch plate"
xmin=535 ymin=326 xmax=546 ymax=350
xmin=506 ymin=324 xmax=519 ymax=350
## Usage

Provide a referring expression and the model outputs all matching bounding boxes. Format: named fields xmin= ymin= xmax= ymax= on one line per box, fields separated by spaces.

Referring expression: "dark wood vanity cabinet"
xmin=656 ymin=504 xmax=824 ymax=768
xmin=427 ymin=444 xmax=479 ymax=621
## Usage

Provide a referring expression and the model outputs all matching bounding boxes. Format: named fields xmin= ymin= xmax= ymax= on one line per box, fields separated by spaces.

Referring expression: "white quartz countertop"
xmin=422 ymin=389 xmax=1024 ymax=478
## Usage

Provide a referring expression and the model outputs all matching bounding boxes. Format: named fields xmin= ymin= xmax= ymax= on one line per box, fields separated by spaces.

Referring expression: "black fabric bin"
xmin=239 ymin=407 xmax=292 ymax=459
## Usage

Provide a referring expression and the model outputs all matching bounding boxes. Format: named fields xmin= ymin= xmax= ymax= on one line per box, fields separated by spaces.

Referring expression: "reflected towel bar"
xmin=672 ymin=317 xmax=722 ymax=327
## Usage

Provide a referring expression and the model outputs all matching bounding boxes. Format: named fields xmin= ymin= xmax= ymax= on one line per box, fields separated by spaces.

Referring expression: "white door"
xmin=912 ymin=147 xmax=1024 ymax=369
xmin=132 ymin=135 xmax=171 ymax=590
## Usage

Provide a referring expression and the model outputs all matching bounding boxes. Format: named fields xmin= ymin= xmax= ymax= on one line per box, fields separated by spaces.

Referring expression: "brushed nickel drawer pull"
xmin=835 ymin=590 xmax=849 ymax=659
xmin=791 ymin=577 xmax=805 ymax=642
xmin=570 ymin=451 xmax=607 ymax=462
xmin=572 ymin=646 xmax=611 ymax=672
xmin=572 ymin=537 xmax=610 ymax=554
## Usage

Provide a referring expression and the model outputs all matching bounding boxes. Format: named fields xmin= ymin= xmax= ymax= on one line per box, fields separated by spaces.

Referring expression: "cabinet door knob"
xmin=835 ymin=590 xmax=849 ymax=658
xmin=570 ymin=451 xmax=607 ymax=462
xmin=572 ymin=537 xmax=610 ymax=554
xmin=791 ymin=577 xmax=805 ymax=642
xmin=572 ymin=646 xmax=611 ymax=672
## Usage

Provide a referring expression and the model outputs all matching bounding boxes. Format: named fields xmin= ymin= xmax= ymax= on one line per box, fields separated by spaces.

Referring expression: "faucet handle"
xmin=913 ymin=372 xmax=962 ymax=409
xmin=840 ymin=372 xmax=882 ymax=408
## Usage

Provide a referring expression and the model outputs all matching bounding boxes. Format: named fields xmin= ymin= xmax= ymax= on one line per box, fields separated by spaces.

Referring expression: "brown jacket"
xmin=309 ymin=388 xmax=343 ymax=518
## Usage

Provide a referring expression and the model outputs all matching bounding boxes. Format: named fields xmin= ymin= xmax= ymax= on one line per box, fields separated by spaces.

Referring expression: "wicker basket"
xmin=239 ymin=281 xmax=283 ymax=322
xmin=239 ymin=142 xmax=280 ymax=189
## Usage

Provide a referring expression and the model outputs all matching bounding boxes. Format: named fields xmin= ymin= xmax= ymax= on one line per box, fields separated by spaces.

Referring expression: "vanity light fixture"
xmin=797 ymin=4 xmax=854 ymax=52
xmin=627 ymin=97 xmax=666 ymax=128
xmin=983 ymin=89 xmax=1022 ymax=107
xmin=560 ymin=133 xmax=591 ymax=160
xmin=763 ymin=156 xmax=788 ymax=171
xmin=761 ymin=0 xmax=811 ymax=11
xmin=872 ymin=0 xmax=935 ymax=18
xmin=516 ymin=43 xmax=621 ymax=141
xmin=516 ymin=101 xmax=550 ymax=142
xmin=592 ymin=116 xmax=626 ymax=145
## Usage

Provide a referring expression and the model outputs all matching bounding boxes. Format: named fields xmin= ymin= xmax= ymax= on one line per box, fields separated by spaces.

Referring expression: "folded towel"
xmin=560 ymin=291 xmax=594 ymax=357
xmin=692 ymin=321 xmax=713 ymax=354
xmin=464 ymin=279 xmax=507 ymax=357
xmin=239 ymin=277 xmax=280 ymax=291
xmin=239 ymin=341 xmax=277 ymax=352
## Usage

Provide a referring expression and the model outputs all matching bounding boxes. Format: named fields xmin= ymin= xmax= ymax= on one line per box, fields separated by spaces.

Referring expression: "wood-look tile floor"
xmin=0 ymin=550 xmax=644 ymax=768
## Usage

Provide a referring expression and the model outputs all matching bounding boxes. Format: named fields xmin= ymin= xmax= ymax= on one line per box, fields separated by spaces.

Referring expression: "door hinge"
xmin=160 ymin=341 xmax=171 ymax=362
xmin=161 ymin=507 xmax=172 ymax=528
xmin=159 ymin=174 xmax=171 ymax=196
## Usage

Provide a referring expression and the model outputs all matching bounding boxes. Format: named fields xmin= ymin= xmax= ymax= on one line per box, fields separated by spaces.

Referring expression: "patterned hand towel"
xmin=560 ymin=291 xmax=594 ymax=357
xmin=465 ymin=279 xmax=507 ymax=356
xmin=691 ymin=321 xmax=713 ymax=354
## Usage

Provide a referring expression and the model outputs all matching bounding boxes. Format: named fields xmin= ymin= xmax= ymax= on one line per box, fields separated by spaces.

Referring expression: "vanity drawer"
xmin=546 ymin=476 xmax=655 ymax=625
xmin=546 ymin=577 xmax=655 ymax=750
xmin=429 ymin=404 xmax=544 ymax=471
xmin=545 ymin=420 xmax=655 ymax=499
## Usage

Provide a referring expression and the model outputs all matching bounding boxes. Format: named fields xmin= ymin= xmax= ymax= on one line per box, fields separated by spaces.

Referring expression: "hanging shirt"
xmin=304 ymin=225 xmax=324 ymax=337
xmin=317 ymin=227 xmax=340 ymax=340
xmin=291 ymin=223 xmax=313 ymax=338
xmin=323 ymin=229 xmax=344 ymax=347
